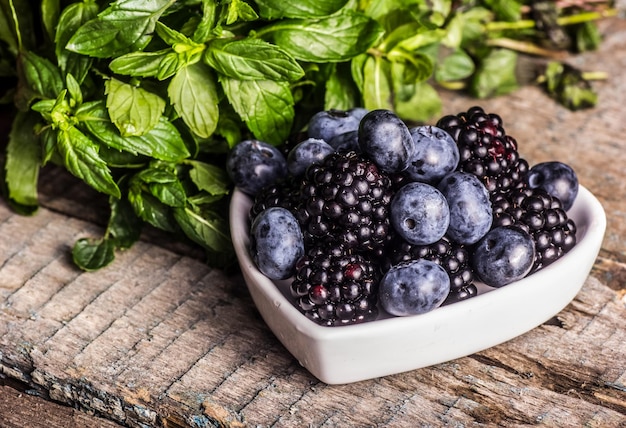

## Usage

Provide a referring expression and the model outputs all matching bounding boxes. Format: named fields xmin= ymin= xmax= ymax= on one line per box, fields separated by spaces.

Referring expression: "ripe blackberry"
xmin=436 ymin=106 xmax=529 ymax=197
xmin=291 ymin=243 xmax=379 ymax=326
xmin=249 ymin=176 xmax=302 ymax=221
xmin=491 ymin=187 xmax=577 ymax=272
xmin=383 ymin=235 xmax=477 ymax=304
xmin=295 ymin=151 xmax=394 ymax=257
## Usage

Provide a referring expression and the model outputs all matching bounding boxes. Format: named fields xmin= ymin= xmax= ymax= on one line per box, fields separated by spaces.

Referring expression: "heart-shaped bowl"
xmin=230 ymin=185 xmax=606 ymax=384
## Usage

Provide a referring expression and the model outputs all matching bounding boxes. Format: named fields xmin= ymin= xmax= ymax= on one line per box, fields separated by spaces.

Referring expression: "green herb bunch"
xmin=0 ymin=0 xmax=615 ymax=271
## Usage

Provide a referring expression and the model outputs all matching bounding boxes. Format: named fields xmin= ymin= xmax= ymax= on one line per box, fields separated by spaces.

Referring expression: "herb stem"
xmin=8 ymin=0 xmax=22 ymax=51
xmin=486 ymin=20 xmax=536 ymax=32
xmin=581 ymin=70 xmax=608 ymax=80
xmin=486 ymin=7 xmax=617 ymax=32
xmin=557 ymin=8 xmax=618 ymax=25
xmin=486 ymin=38 xmax=568 ymax=59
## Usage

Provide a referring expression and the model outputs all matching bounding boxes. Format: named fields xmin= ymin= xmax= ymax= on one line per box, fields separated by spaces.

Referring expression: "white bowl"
xmin=229 ymin=185 xmax=606 ymax=384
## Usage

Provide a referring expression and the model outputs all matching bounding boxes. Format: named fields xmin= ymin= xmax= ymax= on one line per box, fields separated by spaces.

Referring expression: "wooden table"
xmin=1 ymin=16 xmax=625 ymax=428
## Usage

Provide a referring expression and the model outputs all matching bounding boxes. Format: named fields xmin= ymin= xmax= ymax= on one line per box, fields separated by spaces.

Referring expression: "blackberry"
xmin=295 ymin=151 xmax=394 ymax=257
xmin=383 ymin=235 xmax=477 ymax=304
xmin=491 ymin=187 xmax=577 ymax=272
xmin=291 ymin=243 xmax=379 ymax=326
xmin=249 ymin=176 xmax=302 ymax=221
xmin=436 ymin=106 xmax=529 ymax=197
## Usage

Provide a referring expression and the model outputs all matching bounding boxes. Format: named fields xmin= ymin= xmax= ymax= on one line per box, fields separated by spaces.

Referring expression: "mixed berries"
xmin=227 ymin=106 xmax=579 ymax=327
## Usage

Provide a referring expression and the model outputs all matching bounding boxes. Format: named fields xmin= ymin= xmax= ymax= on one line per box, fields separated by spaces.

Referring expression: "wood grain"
xmin=1 ymin=14 xmax=625 ymax=428
xmin=0 ymin=385 xmax=122 ymax=428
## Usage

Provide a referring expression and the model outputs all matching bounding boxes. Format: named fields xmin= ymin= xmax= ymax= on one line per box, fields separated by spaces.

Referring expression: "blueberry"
xmin=472 ymin=226 xmax=536 ymax=288
xmin=379 ymin=259 xmax=451 ymax=316
xmin=287 ymin=138 xmax=334 ymax=176
xmin=346 ymin=107 xmax=369 ymax=121
xmin=227 ymin=140 xmax=287 ymax=196
xmin=437 ymin=172 xmax=493 ymax=245
xmin=250 ymin=207 xmax=305 ymax=280
xmin=405 ymin=126 xmax=460 ymax=184
xmin=527 ymin=161 xmax=578 ymax=211
xmin=307 ymin=109 xmax=362 ymax=142
xmin=390 ymin=182 xmax=450 ymax=245
xmin=358 ymin=109 xmax=415 ymax=173
xmin=328 ymin=130 xmax=360 ymax=153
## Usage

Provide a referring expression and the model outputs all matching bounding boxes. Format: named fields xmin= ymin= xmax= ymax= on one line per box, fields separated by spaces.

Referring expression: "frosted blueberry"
xmin=405 ymin=125 xmax=460 ymax=184
xmin=287 ymin=138 xmax=334 ymax=176
xmin=358 ymin=109 xmax=415 ymax=173
xmin=527 ymin=161 xmax=578 ymax=211
xmin=379 ymin=259 xmax=451 ymax=316
xmin=227 ymin=140 xmax=287 ymax=197
xmin=437 ymin=172 xmax=492 ymax=245
xmin=250 ymin=207 xmax=305 ymax=280
xmin=307 ymin=109 xmax=362 ymax=142
xmin=346 ymin=107 xmax=369 ymax=121
xmin=328 ymin=130 xmax=360 ymax=153
xmin=390 ymin=182 xmax=450 ymax=245
xmin=472 ymin=226 xmax=535 ymax=288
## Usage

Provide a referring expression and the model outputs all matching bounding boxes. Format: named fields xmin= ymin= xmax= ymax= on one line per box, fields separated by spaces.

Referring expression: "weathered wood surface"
xmin=0 ymin=385 xmax=121 ymax=428
xmin=2 ymin=15 xmax=626 ymax=428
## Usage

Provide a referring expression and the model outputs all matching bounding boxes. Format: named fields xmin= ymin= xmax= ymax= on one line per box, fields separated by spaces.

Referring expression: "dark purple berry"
xmin=379 ymin=259 xmax=450 ymax=316
xmin=390 ymin=182 xmax=450 ymax=245
xmin=358 ymin=109 xmax=415 ymax=173
xmin=227 ymin=139 xmax=287 ymax=196
xmin=527 ymin=161 xmax=578 ymax=211
xmin=250 ymin=207 xmax=305 ymax=280
xmin=437 ymin=172 xmax=492 ymax=245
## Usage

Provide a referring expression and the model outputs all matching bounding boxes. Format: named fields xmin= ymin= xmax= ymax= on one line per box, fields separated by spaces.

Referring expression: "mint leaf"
xmin=41 ymin=127 xmax=58 ymax=165
xmin=105 ymin=77 xmax=166 ymax=136
xmin=155 ymin=20 xmax=196 ymax=46
xmin=204 ymin=38 xmax=304 ymax=81
xmin=65 ymin=73 xmax=83 ymax=106
xmin=325 ymin=63 xmax=359 ymax=110
xmin=109 ymin=191 xmax=143 ymax=249
xmin=575 ymin=21 xmax=602 ymax=53
xmin=265 ymin=11 xmax=384 ymax=62
xmin=72 ymin=238 xmax=116 ymax=271
xmin=435 ymin=49 xmax=475 ymax=83
xmin=173 ymin=206 xmax=232 ymax=253
xmin=77 ymin=101 xmax=189 ymax=162
xmin=221 ymin=77 xmax=294 ymax=145
xmin=55 ymin=2 xmax=98 ymax=83
xmin=398 ymin=28 xmax=446 ymax=51
xmin=67 ymin=0 xmax=175 ymax=58
xmin=5 ymin=110 xmax=41 ymax=214
xmin=388 ymin=48 xmax=434 ymax=87
xmin=134 ymin=167 xmax=186 ymax=208
xmin=482 ymin=0 xmax=522 ymax=22
xmin=168 ymin=62 xmax=219 ymax=139
xmin=225 ymin=0 xmax=259 ymax=26
xmin=187 ymin=160 xmax=230 ymax=196
xmin=471 ymin=48 xmax=518 ymax=98
xmin=109 ymin=49 xmax=172 ymax=79
xmin=41 ymin=0 xmax=61 ymax=43
xmin=543 ymin=61 xmax=597 ymax=110
xmin=57 ymin=126 xmax=121 ymax=198
xmin=20 ymin=51 xmax=64 ymax=99
xmin=362 ymin=55 xmax=393 ymax=111
xmin=394 ymin=81 xmax=442 ymax=122
xmin=255 ymin=0 xmax=349 ymax=19
xmin=128 ymin=181 xmax=178 ymax=232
